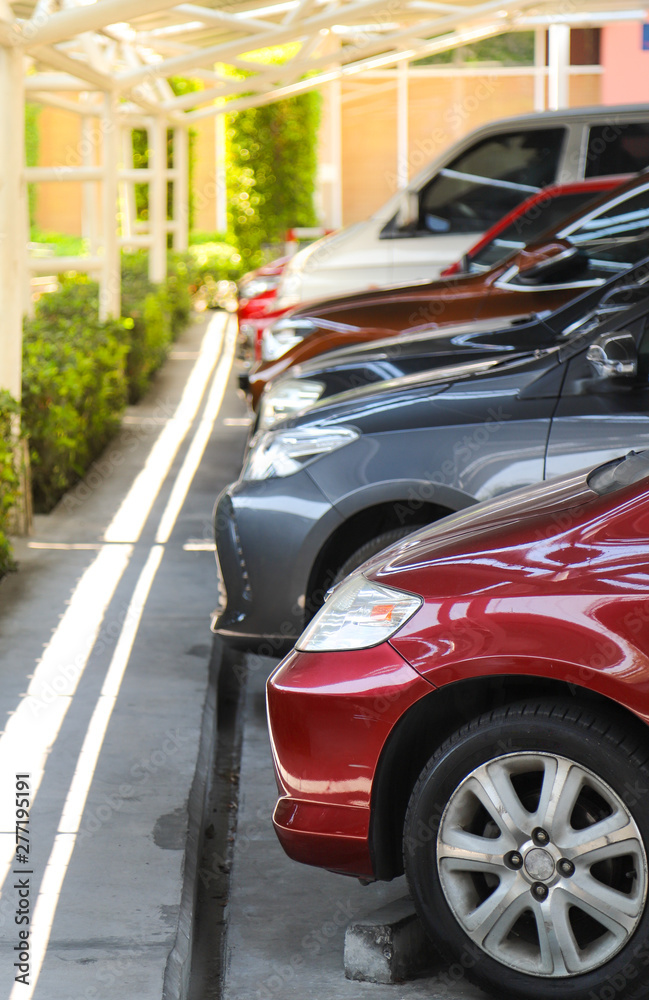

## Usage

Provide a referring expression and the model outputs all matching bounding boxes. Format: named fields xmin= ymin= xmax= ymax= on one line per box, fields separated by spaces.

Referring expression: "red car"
xmin=267 ymin=449 xmax=649 ymax=1000
xmin=440 ymin=175 xmax=631 ymax=277
xmin=237 ymin=256 xmax=289 ymax=364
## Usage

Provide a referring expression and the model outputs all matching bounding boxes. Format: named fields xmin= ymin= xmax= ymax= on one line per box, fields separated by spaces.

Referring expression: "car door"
xmin=545 ymin=312 xmax=649 ymax=480
xmin=382 ymin=127 xmax=568 ymax=284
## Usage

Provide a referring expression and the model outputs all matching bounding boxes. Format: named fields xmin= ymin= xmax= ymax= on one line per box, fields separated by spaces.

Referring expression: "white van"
xmin=276 ymin=104 xmax=649 ymax=308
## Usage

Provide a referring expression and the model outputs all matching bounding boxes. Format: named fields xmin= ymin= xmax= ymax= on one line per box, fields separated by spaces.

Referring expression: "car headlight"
xmin=258 ymin=379 xmax=325 ymax=430
xmin=262 ymin=319 xmax=316 ymax=362
xmin=275 ymin=267 xmax=302 ymax=310
xmin=242 ymin=425 xmax=358 ymax=481
xmin=296 ymin=574 xmax=422 ymax=652
xmin=238 ymin=276 xmax=279 ymax=301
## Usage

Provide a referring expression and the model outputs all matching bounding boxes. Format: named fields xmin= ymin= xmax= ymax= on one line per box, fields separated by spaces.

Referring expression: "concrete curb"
xmin=162 ymin=639 xmax=220 ymax=1000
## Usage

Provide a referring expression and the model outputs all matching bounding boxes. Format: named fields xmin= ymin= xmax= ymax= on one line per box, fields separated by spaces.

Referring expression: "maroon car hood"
xmin=363 ymin=467 xmax=599 ymax=595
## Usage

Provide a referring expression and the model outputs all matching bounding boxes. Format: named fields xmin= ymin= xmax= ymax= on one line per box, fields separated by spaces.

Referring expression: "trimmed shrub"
xmin=121 ymin=253 xmax=172 ymax=401
xmin=186 ymin=241 xmax=244 ymax=284
xmin=22 ymin=290 xmax=129 ymax=512
xmin=20 ymin=253 xmax=196 ymax=512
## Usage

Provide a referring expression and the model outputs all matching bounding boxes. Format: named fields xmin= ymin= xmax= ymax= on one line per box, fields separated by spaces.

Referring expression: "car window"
xmin=503 ymin=187 xmax=649 ymax=288
xmin=566 ymin=186 xmax=649 ymax=277
xmin=389 ymin=128 xmax=566 ymax=237
xmin=470 ymin=189 xmax=610 ymax=271
xmin=585 ymin=123 xmax=649 ymax=177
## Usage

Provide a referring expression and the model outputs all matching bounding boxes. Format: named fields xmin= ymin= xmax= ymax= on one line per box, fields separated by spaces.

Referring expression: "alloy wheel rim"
xmin=436 ymin=752 xmax=648 ymax=977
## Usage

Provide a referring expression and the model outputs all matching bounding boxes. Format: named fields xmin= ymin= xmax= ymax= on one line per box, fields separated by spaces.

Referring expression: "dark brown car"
xmin=247 ymin=173 xmax=649 ymax=408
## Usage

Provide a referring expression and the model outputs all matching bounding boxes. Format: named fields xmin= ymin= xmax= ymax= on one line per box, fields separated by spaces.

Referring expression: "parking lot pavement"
xmin=0 ymin=311 xmax=250 ymax=1000
xmin=221 ymin=655 xmax=487 ymax=1000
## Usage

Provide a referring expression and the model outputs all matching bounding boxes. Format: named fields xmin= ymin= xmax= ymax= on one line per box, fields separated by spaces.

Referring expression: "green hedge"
xmin=120 ymin=252 xmax=192 ymax=401
xmin=22 ymin=253 xmax=196 ymax=513
xmin=23 ymin=295 xmax=129 ymax=512
xmin=0 ymin=392 xmax=20 ymax=576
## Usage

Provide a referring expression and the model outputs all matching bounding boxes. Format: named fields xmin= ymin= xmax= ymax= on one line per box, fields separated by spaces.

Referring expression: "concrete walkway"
xmin=0 ymin=311 xmax=249 ymax=1000
xmin=221 ymin=656 xmax=487 ymax=1000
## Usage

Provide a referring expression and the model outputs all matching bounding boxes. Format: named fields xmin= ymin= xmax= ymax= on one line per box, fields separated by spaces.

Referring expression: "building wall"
xmin=35 ymin=107 xmax=83 ymax=235
xmin=334 ymin=69 xmax=601 ymax=226
xmin=601 ymin=22 xmax=649 ymax=105
xmin=192 ymin=116 xmax=218 ymax=233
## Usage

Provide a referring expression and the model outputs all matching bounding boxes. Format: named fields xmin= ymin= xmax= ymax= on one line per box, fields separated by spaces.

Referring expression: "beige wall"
xmin=330 ymin=69 xmax=602 ymax=227
xmin=35 ymin=106 xmax=83 ymax=234
xmin=192 ymin=116 xmax=218 ymax=233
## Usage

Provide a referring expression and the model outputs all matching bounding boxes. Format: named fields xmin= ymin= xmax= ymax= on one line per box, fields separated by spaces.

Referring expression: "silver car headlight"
xmin=238 ymin=275 xmax=279 ymax=300
xmin=257 ymin=379 xmax=325 ymax=430
xmin=261 ymin=319 xmax=315 ymax=362
xmin=242 ymin=425 xmax=358 ymax=481
xmin=296 ymin=574 xmax=422 ymax=652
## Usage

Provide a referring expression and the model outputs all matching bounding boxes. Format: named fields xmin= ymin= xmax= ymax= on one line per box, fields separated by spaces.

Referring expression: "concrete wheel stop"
xmin=344 ymin=895 xmax=436 ymax=984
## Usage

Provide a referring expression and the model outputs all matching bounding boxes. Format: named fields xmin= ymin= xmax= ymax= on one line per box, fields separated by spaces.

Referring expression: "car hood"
xmin=283 ymin=268 xmax=490 ymax=321
xmin=284 ymin=348 xmax=553 ymax=431
xmin=286 ymin=314 xmax=542 ymax=380
xmin=363 ymin=464 xmax=599 ymax=595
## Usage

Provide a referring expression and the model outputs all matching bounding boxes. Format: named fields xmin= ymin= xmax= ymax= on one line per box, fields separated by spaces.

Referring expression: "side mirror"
xmin=586 ymin=331 xmax=638 ymax=379
xmin=517 ymin=245 xmax=588 ymax=286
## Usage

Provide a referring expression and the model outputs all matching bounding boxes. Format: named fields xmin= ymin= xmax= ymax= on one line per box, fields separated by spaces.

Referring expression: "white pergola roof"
xmin=5 ymin=0 xmax=648 ymax=119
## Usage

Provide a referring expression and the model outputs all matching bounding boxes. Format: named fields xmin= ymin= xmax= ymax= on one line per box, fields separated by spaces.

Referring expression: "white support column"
xmin=82 ymin=110 xmax=99 ymax=254
xmin=100 ymin=93 xmax=120 ymax=319
xmin=397 ymin=59 xmax=409 ymax=191
xmin=215 ymin=111 xmax=227 ymax=233
xmin=173 ymin=126 xmax=189 ymax=251
xmin=120 ymin=125 xmax=137 ymax=242
xmin=534 ymin=27 xmax=546 ymax=112
xmin=329 ymin=76 xmax=342 ymax=229
xmin=0 ymin=40 xmax=28 ymax=400
xmin=548 ymin=23 xmax=570 ymax=111
xmin=149 ymin=116 xmax=167 ymax=283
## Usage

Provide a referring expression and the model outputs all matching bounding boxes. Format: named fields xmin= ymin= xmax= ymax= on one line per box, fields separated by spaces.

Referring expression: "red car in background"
xmin=267 ymin=449 xmax=649 ymax=1000
xmin=236 ymin=256 xmax=289 ymax=365
xmin=440 ymin=175 xmax=631 ymax=277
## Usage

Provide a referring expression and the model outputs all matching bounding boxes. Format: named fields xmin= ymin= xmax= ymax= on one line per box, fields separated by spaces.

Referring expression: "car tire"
xmin=332 ymin=527 xmax=417 ymax=585
xmin=403 ymin=700 xmax=649 ymax=1000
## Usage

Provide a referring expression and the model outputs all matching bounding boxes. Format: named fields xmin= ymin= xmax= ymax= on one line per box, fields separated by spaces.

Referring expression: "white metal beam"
xmin=116 ymin=0 xmax=429 ymax=87
xmin=119 ymin=126 xmax=136 ymax=241
xmin=329 ymin=76 xmax=342 ymax=228
xmin=185 ymin=18 xmax=517 ymax=120
xmin=100 ymin=93 xmax=120 ymax=319
xmin=149 ymin=116 xmax=168 ymax=284
xmin=173 ymin=126 xmax=189 ymax=251
xmin=0 ymin=37 xmax=27 ymax=400
xmin=548 ymin=21 xmax=569 ymax=109
xmin=30 ymin=44 xmax=114 ymax=90
xmin=29 ymin=91 xmax=88 ymax=114
xmin=174 ymin=3 xmax=281 ymax=34
xmin=22 ymin=0 xmax=190 ymax=49
xmin=25 ymin=72 xmax=91 ymax=91
xmin=534 ymin=25 xmax=546 ymax=111
xmin=82 ymin=106 xmax=100 ymax=255
xmin=28 ymin=255 xmax=103 ymax=273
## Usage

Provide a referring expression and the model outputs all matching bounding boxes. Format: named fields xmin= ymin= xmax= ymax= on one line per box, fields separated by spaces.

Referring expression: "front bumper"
xmin=211 ymin=472 xmax=343 ymax=653
xmin=267 ymin=643 xmax=433 ymax=878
